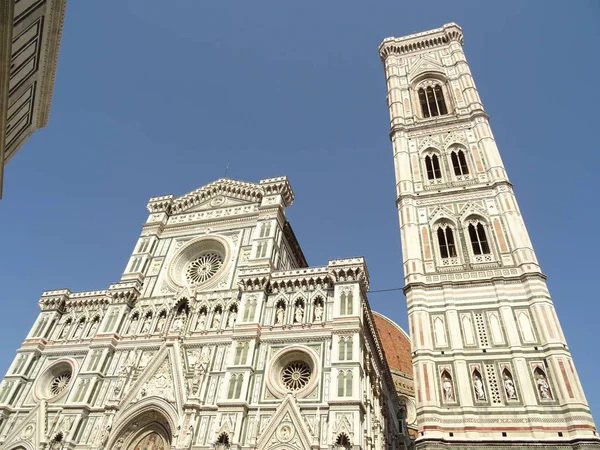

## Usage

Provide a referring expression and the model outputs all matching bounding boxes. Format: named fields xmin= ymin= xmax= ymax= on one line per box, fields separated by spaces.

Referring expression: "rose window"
xmin=49 ymin=371 xmax=72 ymax=396
xmin=185 ymin=252 xmax=224 ymax=284
xmin=281 ymin=361 xmax=311 ymax=391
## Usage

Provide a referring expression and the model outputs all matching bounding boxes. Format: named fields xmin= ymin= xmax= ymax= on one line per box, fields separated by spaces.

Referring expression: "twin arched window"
xmin=424 ymin=148 xmax=470 ymax=182
xmin=450 ymin=149 xmax=469 ymax=176
xmin=425 ymin=155 xmax=442 ymax=180
xmin=468 ymin=221 xmax=490 ymax=255
xmin=436 ymin=220 xmax=492 ymax=260
xmin=418 ymin=83 xmax=448 ymax=118
xmin=436 ymin=225 xmax=457 ymax=259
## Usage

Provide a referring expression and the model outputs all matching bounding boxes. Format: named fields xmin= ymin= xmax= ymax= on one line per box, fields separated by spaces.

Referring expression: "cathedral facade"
xmin=0 ymin=21 xmax=598 ymax=450
xmin=379 ymin=23 xmax=599 ymax=449
xmin=0 ymin=177 xmax=413 ymax=450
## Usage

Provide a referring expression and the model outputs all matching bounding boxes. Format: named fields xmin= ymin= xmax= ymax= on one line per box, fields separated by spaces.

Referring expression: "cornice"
xmin=404 ymin=271 xmax=548 ymax=294
xmin=396 ymin=180 xmax=514 ymax=207
xmin=388 ymin=111 xmax=489 ymax=139
xmin=108 ymin=280 xmax=142 ymax=306
xmin=328 ymin=258 xmax=370 ymax=293
xmin=379 ymin=23 xmax=463 ymax=61
xmin=0 ymin=0 xmax=13 ymax=197
xmin=37 ymin=0 xmax=68 ymax=128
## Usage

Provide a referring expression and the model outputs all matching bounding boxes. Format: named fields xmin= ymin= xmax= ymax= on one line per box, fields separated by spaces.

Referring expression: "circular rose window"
xmin=186 ymin=252 xmax=224 ymax=284
xmin=167 ymin=236 xmax=231 ymax=288
xmin=34 ymin=359 xmax=75 ymax=401
xmin=267 ymin=346 xmax=319 ymax=398
xmin=281 ymin=361 xmax=311 ymax=391
xmin=49 ymin=371 xmax=72 ymax=396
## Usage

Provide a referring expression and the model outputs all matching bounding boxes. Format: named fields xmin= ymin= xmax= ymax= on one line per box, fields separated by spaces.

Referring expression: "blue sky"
xmin=1 ymin=0 xmax=599 ymax=418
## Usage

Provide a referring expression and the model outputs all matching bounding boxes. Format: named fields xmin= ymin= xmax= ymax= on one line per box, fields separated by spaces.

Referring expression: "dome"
xmin=372 ymin=312 xmax=412 ymax=376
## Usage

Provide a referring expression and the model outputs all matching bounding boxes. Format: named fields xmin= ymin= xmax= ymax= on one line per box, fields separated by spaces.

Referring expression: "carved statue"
xmin=87 ymin=319 xmax=99 ymax=337
xmin=127 ymin=315 xmax=139 ymax=335
xmin=442 ymin=377 xmax=454 ymax=402
xmin=473 ymin=375 xmax=485 ymax=400
xmin=97 ymin=422 xmax=112 ymax=448
xmin=227 ymin=310 xmax=237 ymax=328
xmin=184 ymin=424 xmax=194 ymax=447
xmin=314 ymin=303 xmax=324 ymax=322
xmin=171 ymin=311 xmax=186 ymax=332
xmin=111 ymin=378 xmax=124 ymax=401
xmin=275 ymin=305 xmax=285 ymax=325
xmin=124 ymin=352 xmax=137 ymax=375
xmin=156 ymin=315 xmax=167 ymax=333
xmin=212 ymin=310 xmax=222 ymax=329
xmin=503 ymin=375 xmax=517 ymax=399
xmin=58 ymin=323 xmax=69 ymax=340
xmin=141 ymin=315 xmax=152 ymax=334
xmin=537 ymin=375 xmax=552 ymax=400
xmin=73 ymin=321 xmax=85 ymax=339
xmin=196 ymin=311 xmax=207 ymax=330
xmin=294 ymin=304 xmax=304 ymax=323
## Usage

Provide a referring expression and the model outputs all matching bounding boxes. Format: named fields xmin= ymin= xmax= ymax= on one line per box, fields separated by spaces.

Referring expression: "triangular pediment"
xmin=171 ymin=179 xmax=264 ymax=214
xmin=184 ymin=195 xmax=257 ymax=213
xmin=118 ymin=342 xmax=186 ymax=412
xmin=409 ymin=55 xmax=445 ymax=80
xmin=256 ymin=394 xmax=315 ymax=450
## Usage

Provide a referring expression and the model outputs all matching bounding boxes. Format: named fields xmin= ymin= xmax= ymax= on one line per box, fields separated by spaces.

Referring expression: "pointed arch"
xmin=449 ymin=145 xmax=470 ymax=176
xmin=108 ymin=399 xmax=177 ymax=450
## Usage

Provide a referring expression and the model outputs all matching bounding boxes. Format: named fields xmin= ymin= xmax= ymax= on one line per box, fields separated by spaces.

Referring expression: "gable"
xmin=183 ymin=195 xmax=258 ymax=213
xmin=117 ymin=342 xmax=186 ymax=413
xmin=409 ymin=55 xmax=446 ymax=81
xmin=256 ymin=394 xmax=315 ymax=450
xmin=171 ymin=179 xmax=263 ymax=214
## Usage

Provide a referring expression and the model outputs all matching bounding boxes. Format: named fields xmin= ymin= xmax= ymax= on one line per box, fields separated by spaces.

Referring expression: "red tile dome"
xmin=372 ymin=312 xmax=413 ymax=376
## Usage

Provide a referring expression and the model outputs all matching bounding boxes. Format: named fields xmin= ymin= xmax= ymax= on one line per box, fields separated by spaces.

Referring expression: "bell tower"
xmin=379 ymin=23 xmax=599 ymax=449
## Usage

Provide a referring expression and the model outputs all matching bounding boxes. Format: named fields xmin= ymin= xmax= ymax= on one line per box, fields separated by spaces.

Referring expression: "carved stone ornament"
xmin=276 ymin=422 xmax=294 ymax=443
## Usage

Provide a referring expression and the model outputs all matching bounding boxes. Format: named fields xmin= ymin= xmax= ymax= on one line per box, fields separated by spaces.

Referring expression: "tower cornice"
xmin=379 ymin=23 xmax=463 ymax=61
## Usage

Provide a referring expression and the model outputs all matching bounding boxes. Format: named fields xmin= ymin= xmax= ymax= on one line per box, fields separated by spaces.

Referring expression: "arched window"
xmin=243 ymin=298 xmax=256 ymax=322
xmin=227 ymin=374 xmax=243 ymax=399
xmin=425 ymin=154 xmax=442 ymax=180
xmin=436 ymin=226 xmax=457 ymax=258
xmin=234 ymin=342 xmax=249 ymax=365
xmin=337 ymin=370 xmax=353 ymax=397
xmin=450 ymin=149 xmax=469 ymax=176
xmin=340 ymin=291 xmax=353 ymax=315
xmin=468 ymin=221 xmax=490 ymax=255
xmin=418 ymin=83 xmax=448 ymax=118
xmin=338 ymin=336 xmax=353 ymax=361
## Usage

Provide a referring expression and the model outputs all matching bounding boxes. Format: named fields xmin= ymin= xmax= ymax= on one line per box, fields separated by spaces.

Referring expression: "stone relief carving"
xmin=141 ymin=360 xmax=175 ymax=402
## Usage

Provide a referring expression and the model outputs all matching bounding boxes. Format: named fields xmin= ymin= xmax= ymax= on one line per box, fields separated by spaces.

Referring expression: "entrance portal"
xmin=128 ymin=431 xmax=167 ymax=450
